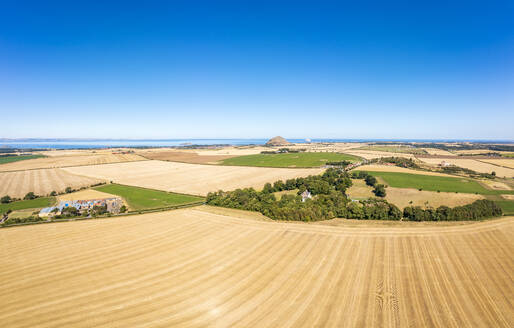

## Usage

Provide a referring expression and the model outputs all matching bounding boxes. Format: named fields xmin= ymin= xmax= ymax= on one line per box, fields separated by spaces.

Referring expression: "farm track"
xmin=0 ymin=209 xmax=512 ymax=327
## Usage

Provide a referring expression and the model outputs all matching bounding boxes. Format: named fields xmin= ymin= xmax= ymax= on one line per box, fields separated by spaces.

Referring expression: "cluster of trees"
xmin=350 ymin=171 xmax=386 ymax=197
xmin=371 ymin=157 xmax=419 ymax=168
xmin=260 ymin=148 xmax=305 ymax=154
xmin=325 ymin=160 xmax=352 ymax=167
xmin=207 ymin=168 xmax=402 ymax=221
xmin=1 ymin=215 xmax=46 ymax=226
xmin=403 ymin=200 xmax=502 ymax=221
xmin=208 ymin=168 xmax=503 ymax=222
xmin=1 ymin=192 xmax=41 ymax=204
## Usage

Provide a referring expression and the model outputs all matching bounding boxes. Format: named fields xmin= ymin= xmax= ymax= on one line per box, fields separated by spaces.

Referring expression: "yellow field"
xmin=344 ymin=150 xmax=415 ymax=160
xmin=480 ymin=159 xmax=514 ymax=169
xmin=419 ymin=158 xmax=514 ymax=178
xmin=0 ymin=153 xmax=146 ymax=172
xmin=0 ymin=208 xmax=512 ymax=327
xmin=63 ymin=160 xmax=324 ymax=196
xmin=56 ymin=189 xmax=119 ymax=202
xmin=346 ymin=179 xmax=375 ymax=199
xmin=347 ymin=179 xmax=483 ymax=208
xmin=422 ymin=148 xmax=456 ymax=156
xmin=384 ymin=187 xmax=484 ymax=209
xmin=0 ymin=168 xmax=103 ymax=198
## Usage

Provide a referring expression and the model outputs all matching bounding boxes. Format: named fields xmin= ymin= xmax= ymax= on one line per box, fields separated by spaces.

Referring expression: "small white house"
xmin=301 ymin=190 xmax=312 ymax=202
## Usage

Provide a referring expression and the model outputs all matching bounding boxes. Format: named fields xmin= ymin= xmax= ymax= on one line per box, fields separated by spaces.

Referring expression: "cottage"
xmin=301 ymin=190 xmax=312 ymax=202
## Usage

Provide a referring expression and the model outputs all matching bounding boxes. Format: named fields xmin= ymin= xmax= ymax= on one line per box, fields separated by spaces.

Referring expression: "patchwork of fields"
xmin=64 ymin=160 xmax=324 ymax=196
xmin=359 ymin=170 xmax=511 ymax=195
xmin=0 ymin=208 xmax=512 ymax=327
xmin=419 ymin=157 xmax=514 ymax=178
xmin=0 ymin=168 xmax=103 ymax=198
xmin=220 ymin=152 xmax=361 ymax=167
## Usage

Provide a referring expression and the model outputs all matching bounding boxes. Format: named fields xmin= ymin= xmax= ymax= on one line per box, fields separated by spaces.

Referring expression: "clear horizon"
xmin=2 ymin=1 xmax=513 ymax=139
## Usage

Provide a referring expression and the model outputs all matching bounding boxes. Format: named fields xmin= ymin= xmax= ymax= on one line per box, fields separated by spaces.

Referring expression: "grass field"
xmin=0 ymin=208 xmax=512 ymax=327
xmin=221 ymin=152 xmax=361 ymax=167
xmin=0 ymin=154 xmax=45 ymax=165
xmin=495 ymin=200 xmax=514 ymax=215
xmin=357 ymin=171 xmax=514 ymax=195
xmin=64 ymin=161 xmax=324 ymax=196
xmin=94 ymin=184 xmax=203 ymax=210
xmin=0 ymin=197 xmax=55 ymax=214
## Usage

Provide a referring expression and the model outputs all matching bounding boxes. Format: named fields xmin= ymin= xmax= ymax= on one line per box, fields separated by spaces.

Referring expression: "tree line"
xmin=207 ymin=168 xmax=503 ymax=222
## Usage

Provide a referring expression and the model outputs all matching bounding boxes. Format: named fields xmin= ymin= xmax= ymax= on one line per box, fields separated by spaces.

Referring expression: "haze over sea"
xmin=1 ymin=138 xmax=512 ymax=149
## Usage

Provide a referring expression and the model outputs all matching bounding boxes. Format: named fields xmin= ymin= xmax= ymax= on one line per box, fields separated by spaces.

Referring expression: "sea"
xmin=0 ymin=138 xmax=512 ymax=150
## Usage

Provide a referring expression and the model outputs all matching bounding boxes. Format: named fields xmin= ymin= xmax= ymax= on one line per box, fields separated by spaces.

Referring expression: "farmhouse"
xmin=301 ymin=190 xmax=312 ymax=202
xmin=39 ymin=197 xmax=123 ymax=217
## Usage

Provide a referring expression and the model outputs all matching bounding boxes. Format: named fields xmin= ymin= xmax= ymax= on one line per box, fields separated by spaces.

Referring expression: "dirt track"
xmin=0 ymin=208 xmax=512 ymax=327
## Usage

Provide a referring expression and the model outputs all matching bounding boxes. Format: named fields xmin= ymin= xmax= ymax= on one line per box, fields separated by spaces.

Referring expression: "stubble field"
xmin=0 ymin=153 xmax=146 ymax=172
xmin=0 ymin=168 xmax=103 ymax=198
xmin=0 ymin=208 xmax=512 ymax=327
xmin=63 ymin=160 xmax=324 ymax=196
xmin=419 ymin=158 xmax=514 ymax=178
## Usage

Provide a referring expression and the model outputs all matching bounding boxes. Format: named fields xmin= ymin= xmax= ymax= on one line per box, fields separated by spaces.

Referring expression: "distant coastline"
xmin=0 ymin=138 xmax=513 ymax=150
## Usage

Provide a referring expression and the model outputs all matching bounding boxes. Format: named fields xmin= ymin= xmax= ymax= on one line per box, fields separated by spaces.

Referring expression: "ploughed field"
xmin=220 ymin=152 xmax=361 ymax=167
xmin=63 ymin=160 xmax=324 ymax=196
xmin=0 ymin=208 xmax=512 ymax=327
xmin=0 ymin=168 xmax=103 ymax=198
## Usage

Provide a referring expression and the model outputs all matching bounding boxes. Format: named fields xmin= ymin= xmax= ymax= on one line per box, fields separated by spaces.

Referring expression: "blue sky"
xmin=1 ymin=1 xmax=513 ymax=139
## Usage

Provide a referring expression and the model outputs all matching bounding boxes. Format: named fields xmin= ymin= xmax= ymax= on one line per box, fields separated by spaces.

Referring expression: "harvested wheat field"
xmin=0 ymin=208 xmax=512 ymax=327
xmin=345 ymin=150 xmax=415 ymax=160
xmin=63 ymin=160 xmax=324 ymax=196
xmin=385 ymin=187 xmax=484 ymax=209
xmin=0 ymin=153 xmax=146 ymax=172
xmin=480 ymin=159 xmax=514 ymax=169
xmin=141 ymin=150 xmax=236 ymax=164
xmin=420 ymin=158 xmax=514 ymax=178
xmin=57 ymin=189 xmax=119 ymax=202
xmin=422 ymin=148 xmax=456 ymax=156
xmin=0 ymin=168 xmax=103 ymax=198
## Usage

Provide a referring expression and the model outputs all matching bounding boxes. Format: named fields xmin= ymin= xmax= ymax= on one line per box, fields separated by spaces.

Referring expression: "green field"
xmin=357 ymin=171 xmax=514 ymax=195
xmin=221 ymin=152 xmax=361 ymax=168
xmin=0 ymin=197 xmax=56 ymax=214
xmin=0 ymin=154 xmax=45 ymax=165
xmin=94 ymin=184 xmax=204 ymax=211
xmin=495 ymin=200 xmax=514 ymax=215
